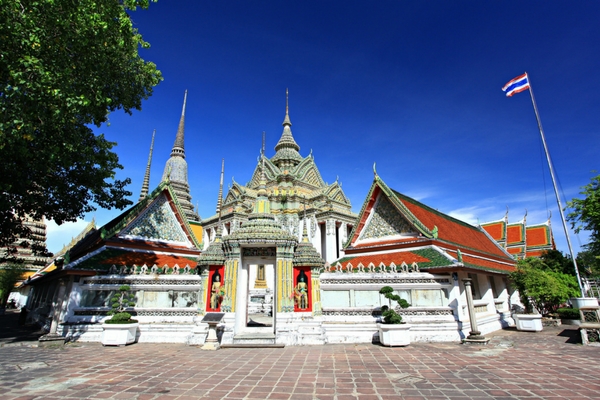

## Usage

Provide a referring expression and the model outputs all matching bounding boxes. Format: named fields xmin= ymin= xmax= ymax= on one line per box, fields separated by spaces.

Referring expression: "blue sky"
xmin=47 ymin=1 xmax=600 ymax=258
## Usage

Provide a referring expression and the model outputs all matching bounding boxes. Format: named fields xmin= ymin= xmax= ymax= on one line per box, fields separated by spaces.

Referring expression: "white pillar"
xmin=234 ymin=263 xmax=249 ymax=333
xmin=325 ymin=219 xmax=337 ymax=263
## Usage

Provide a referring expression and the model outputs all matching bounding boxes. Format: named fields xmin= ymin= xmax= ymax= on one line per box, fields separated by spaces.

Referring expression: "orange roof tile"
xmin=526 ymin=225 xmax=551 ymax=247
xmin=507 ymin=224 xmax=524 ymax=244
xmin=393 ymin=190 xmax=509 ymax=259
xmin=460 ymin=254 xmax=516 ymax=273
xmin=481 ymin=222 xmax=505 ymax=241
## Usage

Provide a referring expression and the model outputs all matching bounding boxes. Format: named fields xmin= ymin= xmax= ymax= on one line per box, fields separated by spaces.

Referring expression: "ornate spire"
xmin=254 ymin=132 xmax=270 ymax=214
xmin=282 ymin=88 xmax=292 ymax=127
xmin=161 ymin=90 xmax=197 ymax=221
xmin=293 ymin=197 xmax=325 ymax=267
xmin=139 ymin=130 xmax=156 ymax=202
xmin=171 ymin=90 xmax=187 ymax=158
xmin=197 ymin=159 xmax=226 ymax=267
xmin=272 ymin=89 xmax=302 ymax=168
xmin=216 ymin=158 xmax=224 ymax=216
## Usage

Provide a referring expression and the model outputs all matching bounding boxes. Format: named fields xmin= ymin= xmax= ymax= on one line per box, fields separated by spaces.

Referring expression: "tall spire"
xmin=161 ymin=90 xmax=197 ymax=221
xmin=282 ymin=88 xmax=292 ymax=127
xmin=253 ymin=132 xmax=270 ymax=214
xmin=197 ymin=159 xmax=226 ymax=267
xmin=171 ymin=90 xmax=187 ymax=158
xmin=272 ymin=88 xmax=302 ymax=169
xmin=216 ymin=158 xmax=225 ymax=216
xmin=139 ymin=130 xmax=156 ymax=202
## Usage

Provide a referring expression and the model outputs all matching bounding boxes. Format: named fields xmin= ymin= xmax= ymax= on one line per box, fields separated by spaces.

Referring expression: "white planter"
xmin=101 ymin=323 xmax=139 ymax=346
xmin=377 ymin=323 xmax=411 ymax=346
xmin=513 ymin=314 xmax=543 ymax=332
xmin=570 ymin=297 xmax=599 ymax=309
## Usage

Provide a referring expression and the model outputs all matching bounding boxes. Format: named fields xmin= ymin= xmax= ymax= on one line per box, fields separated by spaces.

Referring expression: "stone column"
xmin=462 ymin=278 xmax=489 ymax=344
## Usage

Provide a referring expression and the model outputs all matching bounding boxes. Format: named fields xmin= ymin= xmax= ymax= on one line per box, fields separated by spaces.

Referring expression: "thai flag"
xmin=502 ymin=73 xmax=530 ymax=97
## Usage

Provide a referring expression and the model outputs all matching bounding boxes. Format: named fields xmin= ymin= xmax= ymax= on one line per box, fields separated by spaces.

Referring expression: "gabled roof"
xmin=480 ymin=219 xmax=506 ymax=242
xmin=63 ymin=181 xmax=201 ymax=270
xmin=342 ymin=174 xmax=515 ymax=274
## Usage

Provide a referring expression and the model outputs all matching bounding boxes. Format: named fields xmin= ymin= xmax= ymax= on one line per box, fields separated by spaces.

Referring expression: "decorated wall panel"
xmin=360 ymin=195 xmax=412 ymax=240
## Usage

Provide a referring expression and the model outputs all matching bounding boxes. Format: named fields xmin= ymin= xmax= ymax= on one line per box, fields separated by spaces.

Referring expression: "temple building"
xmin=1 ymin=216 xmax=50 ymax=307
xmin=21 ymin=91 xmax=522 ymax=346
xmin=481 ymin=213 xmax=555 ymax=259
xmin=202 ymin=90 xmax=356 ymax=264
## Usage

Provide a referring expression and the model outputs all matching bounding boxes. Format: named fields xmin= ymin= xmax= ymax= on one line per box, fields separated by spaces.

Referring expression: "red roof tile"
xmin=460 ymin=254 xmax=515 ymax=273
xmin=526 ymin=225 xmax=551 ymax=247
xmin=507 ymin=224 xmax=524 ymax=244
xmin=393 ymin=190 xmax=509 ymax=259
xmin=481 ymin=222 xmax=505 ymax=241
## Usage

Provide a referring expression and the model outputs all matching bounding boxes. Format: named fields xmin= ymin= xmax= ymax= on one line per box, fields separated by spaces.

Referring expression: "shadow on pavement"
xmin=557 ymin=328 xmax=581 ymax=344
xmin=0 ymin=309 xmax=45 ymax=346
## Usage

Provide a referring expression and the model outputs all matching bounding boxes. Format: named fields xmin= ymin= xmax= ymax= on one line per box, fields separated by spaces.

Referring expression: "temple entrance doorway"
xmin=234 ymin=248 xmax=277 ymax=336
xmin=247 ymin=263 xmax=274 ymax=327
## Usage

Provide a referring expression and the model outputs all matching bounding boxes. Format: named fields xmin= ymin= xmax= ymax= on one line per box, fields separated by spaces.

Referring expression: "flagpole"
xmin=525 ymin=72 xmax=585 ymax=297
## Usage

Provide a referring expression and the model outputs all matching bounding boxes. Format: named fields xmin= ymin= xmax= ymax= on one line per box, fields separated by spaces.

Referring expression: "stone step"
xmin=228 ymin=331 xmax=282 ymax=348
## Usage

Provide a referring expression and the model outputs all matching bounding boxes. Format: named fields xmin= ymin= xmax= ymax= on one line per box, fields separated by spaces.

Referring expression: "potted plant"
xmin=377 ymin=286 xmax=411 ymax=346
xmin=101 ymin=285 xmax=139 ymax=346
xmin=557 ymin=307 xmax=581 ymax=326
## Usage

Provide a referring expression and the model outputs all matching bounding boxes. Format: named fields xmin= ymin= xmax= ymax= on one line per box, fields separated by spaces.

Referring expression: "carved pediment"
xmin=120 ymin=193 xmax=191 ymax=244
xmin=359 ymin=194 xmax=415 ymax=240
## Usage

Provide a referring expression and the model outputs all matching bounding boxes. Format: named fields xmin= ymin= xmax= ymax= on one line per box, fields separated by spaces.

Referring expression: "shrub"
xmin=106 ymin=285 xmax=137 ymax=324
xmin=379 ymin=286 xmax=410 ymax=324
xmin=557 ymin=308 xmax=580 ymax=320
xmin=509 ymin=258 xmax=579 ymax=315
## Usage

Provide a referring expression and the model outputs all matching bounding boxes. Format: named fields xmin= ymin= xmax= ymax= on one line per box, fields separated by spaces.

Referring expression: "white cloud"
xmin=46 ymin=219 xmax=92 ymax=255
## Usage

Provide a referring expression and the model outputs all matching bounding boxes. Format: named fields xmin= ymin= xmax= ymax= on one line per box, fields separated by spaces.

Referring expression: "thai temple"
xmin=22 ymin=91 xmax=548 ymax=346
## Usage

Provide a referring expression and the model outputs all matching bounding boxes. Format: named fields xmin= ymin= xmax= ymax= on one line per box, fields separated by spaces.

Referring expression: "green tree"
xmin=509 ymin=257 xmax=579 ymax=315
xmin=0 ymin=264 xmax=26 ymax=308
xmin=567 ymin=173 xmax=600 ymax=256
xmin=576 ymin=250 xmax=600 ymax=278
xmin=539 ymin=249 xmax=575 ymax=276
xmin=0 ymin=0 xmax=162 ymax=256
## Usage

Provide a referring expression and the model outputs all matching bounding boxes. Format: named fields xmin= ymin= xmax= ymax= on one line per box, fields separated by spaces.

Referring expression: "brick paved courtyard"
xmin=1 ymin=311 xmax=599 ymax=399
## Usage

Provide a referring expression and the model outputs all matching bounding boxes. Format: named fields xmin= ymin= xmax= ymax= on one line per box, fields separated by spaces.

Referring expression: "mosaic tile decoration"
xmin=361 ymin=194 xmax=412 ymax=240
xmin=121 ymin=193 xmax=188 ymax=243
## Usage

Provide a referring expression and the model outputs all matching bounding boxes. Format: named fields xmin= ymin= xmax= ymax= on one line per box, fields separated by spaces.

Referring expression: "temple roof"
xmin=340 ymin=173 xmax=515 ymax=274
xmin=59 ymin=181 xmax=201 ymax=272
xmin=481 ymin=214 xmax=555 ymax=259
xmin=224 ymin=212 xmax=298 ymax=244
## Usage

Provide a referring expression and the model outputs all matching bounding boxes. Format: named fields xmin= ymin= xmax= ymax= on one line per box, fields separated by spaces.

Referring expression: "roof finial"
xmin=215 ymin=158 xmax=225 ymax=239
xmin=282 ymin=88 xmax=292 ymax=127
xmin=216 ymin=158 xmax=225 ymax=215
xmin=257 ymin=131 xmax=267 ymax=197
xmin=139 ymin=129 xmax=156 ymax=201
xmin=373 ymin=162 xmax=378 ymax=177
